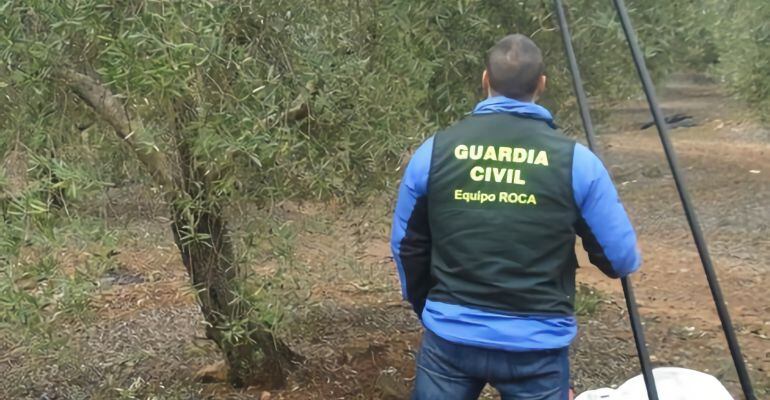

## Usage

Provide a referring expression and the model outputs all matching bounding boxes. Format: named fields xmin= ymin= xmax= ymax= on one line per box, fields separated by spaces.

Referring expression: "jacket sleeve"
xmin=572 ymin=143 xmax=641 ymax=278
xmin=391 ymin=136 xmax=434 ymax=316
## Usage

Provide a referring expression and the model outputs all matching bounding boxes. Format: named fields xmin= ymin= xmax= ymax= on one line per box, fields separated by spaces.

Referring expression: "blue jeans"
xmin=413 ymin=329 xmax=570 ymax=400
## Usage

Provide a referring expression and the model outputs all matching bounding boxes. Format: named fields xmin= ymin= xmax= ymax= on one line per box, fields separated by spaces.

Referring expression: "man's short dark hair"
xmin=485 ymin=34 xmax=545 ymax=100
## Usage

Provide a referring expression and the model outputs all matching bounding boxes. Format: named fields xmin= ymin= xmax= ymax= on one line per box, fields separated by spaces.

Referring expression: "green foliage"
xmin=235 ymin=214 xmax=306 ymax=331
xmin=0 ymin=0 xmax=705 ymax=204
xmin=574 ymin=283 xmax=604 ymax=317
xmin=709 ymin=0 xmax=770 ymax=118
xmin=0 ymin=178 xmax=118 ymax=346
xmin=0 ymin=256 xmax=100 ymax=344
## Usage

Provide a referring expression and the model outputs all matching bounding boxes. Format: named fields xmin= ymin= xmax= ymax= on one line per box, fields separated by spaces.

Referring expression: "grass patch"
xmin=575 ymin=283 xmax=604 ymax=317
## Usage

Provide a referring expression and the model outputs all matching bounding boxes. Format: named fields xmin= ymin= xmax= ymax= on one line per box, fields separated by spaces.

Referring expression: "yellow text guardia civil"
xmin=452 ymin=144 xmax=549 ymax=206
xmin=454 ymin=144 xmax=548 ymax=186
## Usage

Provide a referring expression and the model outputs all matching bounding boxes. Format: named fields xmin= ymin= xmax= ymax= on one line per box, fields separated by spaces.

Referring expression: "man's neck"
xmin=487 ymin=91 xmax=534 ymax=103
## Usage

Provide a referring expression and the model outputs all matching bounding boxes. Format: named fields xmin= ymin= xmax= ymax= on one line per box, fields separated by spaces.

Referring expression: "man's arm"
xmin=391 ymin=136 xmax=434 ymax=316
xmin=572 ymin=143 xmax=641 ymax=278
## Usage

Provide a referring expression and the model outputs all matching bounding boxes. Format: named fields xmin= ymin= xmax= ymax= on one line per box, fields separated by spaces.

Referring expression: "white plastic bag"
xmin=575 ymin=367 xmax=733 ymax=400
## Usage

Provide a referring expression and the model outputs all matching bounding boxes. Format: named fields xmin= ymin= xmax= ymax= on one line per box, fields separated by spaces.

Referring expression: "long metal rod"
xmin=553 ymin=1 xmax=659 ymax=398
xmin=620 ymin=278 xmax=658 ymax=398
xmin=611 ymin=0 xmax=755 ymax=398
xmin=553 ymin=0 xmax=598 ymax=152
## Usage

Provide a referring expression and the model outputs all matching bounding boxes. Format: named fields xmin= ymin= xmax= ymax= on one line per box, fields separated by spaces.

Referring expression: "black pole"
xmin=553 ymin=1 xmax=660 ymax=398
xmin=620 ymin=278 xmax=658 ymax=398
xmin=553 ymin=0 xmax=598 ymax=152
xmin=611 ymin=0 xmax=755 ymax=398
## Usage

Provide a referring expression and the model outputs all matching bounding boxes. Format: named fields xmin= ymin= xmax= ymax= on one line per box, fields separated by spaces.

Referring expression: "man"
xmin=390 ymin=34 xmax=640 ymax=400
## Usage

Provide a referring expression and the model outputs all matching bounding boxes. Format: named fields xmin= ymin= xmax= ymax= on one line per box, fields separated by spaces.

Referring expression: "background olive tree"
xmin=707 ymin=0 xmax=770 ymax=118
xmin=1 ymin=0 xmax=766 ymax=389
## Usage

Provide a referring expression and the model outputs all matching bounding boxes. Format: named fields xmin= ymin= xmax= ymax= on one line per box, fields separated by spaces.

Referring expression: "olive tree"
xmin=0 ymin=0 xmax=448 ymax=387
xmin=709 ymin=0 xmax=770 ymax=117
xmin=1 ymin=1 xmax=316 ymax=388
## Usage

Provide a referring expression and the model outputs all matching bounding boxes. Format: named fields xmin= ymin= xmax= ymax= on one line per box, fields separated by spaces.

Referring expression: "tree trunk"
xmin=56 ymin=68 xmax=300 ymax=388
xmin=168 ymin=97 xmax=299 ymax=387
xmin=170 ymin=206 xmax=298 ymax=388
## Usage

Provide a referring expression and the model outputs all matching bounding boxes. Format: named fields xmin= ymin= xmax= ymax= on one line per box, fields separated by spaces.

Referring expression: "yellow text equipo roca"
xmin=454 ymin=189 xmax=537 ymax=205
xmin=454 ymin=144 xmax=549 ymax=186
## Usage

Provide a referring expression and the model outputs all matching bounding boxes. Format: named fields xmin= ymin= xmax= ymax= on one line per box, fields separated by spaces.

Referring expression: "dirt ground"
xmin=577 ymin=75 xmax=770 ymax=397
xmin=1 ymin=76 xmax=767 ymax=399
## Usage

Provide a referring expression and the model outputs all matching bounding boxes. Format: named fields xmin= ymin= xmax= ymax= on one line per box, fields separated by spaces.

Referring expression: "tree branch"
xmin=53 ymin=68 xmax=179 ymax=192
xmin=55 ymin=69 xmax=313 ymax=193
xmin=260 ymin=81 xmax=315 ymax=127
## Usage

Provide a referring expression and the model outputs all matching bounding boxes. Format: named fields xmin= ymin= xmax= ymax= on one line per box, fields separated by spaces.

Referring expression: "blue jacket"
xmin=391 ymin=97 xmax=640 ymax=351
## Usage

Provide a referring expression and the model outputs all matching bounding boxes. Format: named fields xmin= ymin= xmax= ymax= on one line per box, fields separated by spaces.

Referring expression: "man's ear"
xmin=534 ymin=74 xmax=547 ymax=101
xmin=482 ymin=69 xmax=490 ymax=97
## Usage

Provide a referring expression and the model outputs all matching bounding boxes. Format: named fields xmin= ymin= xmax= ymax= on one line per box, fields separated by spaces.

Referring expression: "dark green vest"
xmin=427 ymin=113 xmax=579 ymax=316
